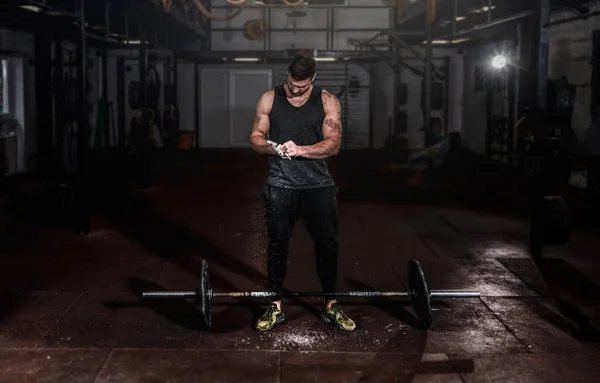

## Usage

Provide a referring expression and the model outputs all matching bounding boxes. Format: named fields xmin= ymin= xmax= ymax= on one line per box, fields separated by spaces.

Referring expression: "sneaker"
xmin=320 ymin=302 xmax=356 ymax=331
xmin=255 ymin=303 xmax=285 ymax=332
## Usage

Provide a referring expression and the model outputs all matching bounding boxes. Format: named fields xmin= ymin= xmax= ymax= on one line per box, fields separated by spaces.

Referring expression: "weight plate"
xmin=407 ymin=259 xmax=432 ymax=329
xmin=198 ymin=259 xmax=212 ymax=331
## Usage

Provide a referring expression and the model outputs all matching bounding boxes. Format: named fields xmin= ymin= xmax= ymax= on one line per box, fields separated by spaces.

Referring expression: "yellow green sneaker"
xmin=255 ymin=303 xmax=285 ymax=332
xmin=320 ymin=302 xmax=356 ymax=331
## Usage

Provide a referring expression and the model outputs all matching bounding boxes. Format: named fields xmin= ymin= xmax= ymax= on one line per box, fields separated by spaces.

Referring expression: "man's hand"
xmin=280 ymin=141 xmax=303 ymax=158
xmin=267 ymin=140 xmax=292 ymax=160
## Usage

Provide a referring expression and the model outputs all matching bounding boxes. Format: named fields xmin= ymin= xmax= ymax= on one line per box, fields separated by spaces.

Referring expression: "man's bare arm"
xmin=249 ymin=91 xmax=277 ymax=155
xmin=298 ymin=90 xmax=342 ymax=159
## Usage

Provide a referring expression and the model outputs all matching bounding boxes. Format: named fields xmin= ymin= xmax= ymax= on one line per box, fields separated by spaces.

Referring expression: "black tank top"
xmin=266 ymin=85 xmax=335 ymax=189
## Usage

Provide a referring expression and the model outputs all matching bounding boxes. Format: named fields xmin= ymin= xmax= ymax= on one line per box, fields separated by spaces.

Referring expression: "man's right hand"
xmin=267 ymin=140 xmax=292 ymax=160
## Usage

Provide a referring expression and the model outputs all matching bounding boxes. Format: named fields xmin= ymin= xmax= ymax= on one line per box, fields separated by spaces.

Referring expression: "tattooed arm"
xmin=297 ymin=90 xmax=342 ymax=159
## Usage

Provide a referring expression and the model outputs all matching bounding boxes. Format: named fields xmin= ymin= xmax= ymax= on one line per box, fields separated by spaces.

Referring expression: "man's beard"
xmin=287 ymin=85 xmax=310 ymax=98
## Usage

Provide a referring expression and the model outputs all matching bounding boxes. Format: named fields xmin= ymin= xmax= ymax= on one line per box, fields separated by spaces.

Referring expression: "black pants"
xmin=263 ymin=185 xmax=339 ymax=302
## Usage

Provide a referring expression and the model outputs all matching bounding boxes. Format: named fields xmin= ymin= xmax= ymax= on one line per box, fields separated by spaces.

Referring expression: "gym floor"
xmin=1 ymin=150 xmax=599 ymax=382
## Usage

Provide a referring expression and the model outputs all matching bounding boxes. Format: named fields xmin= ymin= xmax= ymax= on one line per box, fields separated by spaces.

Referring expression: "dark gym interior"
xmin=1 ymin=0 xmax=599 ymax=381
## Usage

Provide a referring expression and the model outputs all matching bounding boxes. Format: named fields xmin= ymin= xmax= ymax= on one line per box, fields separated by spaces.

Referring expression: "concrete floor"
xmin=1 ymin=150 xmax=599 ymax=382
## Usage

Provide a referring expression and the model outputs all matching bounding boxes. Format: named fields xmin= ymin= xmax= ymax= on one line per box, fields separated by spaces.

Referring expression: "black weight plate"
xmin=198 ymin=259 xmax=212 ymax=331
xmin=542 ymin=196 xmax=571 ymax=246
xmin=407 ymin=259 xmax=432 ymax=329
xmin=348 ymin=75 xmax=361 ymax=98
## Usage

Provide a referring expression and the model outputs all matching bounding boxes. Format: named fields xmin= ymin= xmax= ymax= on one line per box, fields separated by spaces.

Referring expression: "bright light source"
xmin=19 ymin=5 xmax=42 ymax=12
xmin=421 ymin=40 xmax=450 ymax=44
xmin=233 ymin=57 xmax=261 ymax=62
xmin=452 ymin=38 xmax=471 ymax=44
xmin=492 ymin=55 xmax=507 ymax=69
xmin=456 ymin=16 xmax=466 ymax=21
xmin=314 ymin=57 xmax=337 ymax=62
xmin=124 ymin=40 xmax=142 ymax=45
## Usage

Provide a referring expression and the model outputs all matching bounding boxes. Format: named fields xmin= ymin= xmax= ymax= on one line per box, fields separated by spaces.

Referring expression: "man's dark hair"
xmin=288 ymin=52 xmax=316 ymax=81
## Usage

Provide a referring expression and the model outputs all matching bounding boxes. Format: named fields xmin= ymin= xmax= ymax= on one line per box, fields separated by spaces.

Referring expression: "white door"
xmin=229 ymin=70 xmax=272 ymax=147
xmin=201 ymin=69 xmax=230 ymax=147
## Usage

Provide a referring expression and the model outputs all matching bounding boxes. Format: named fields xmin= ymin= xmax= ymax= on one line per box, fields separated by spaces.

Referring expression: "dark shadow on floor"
xmin=346 ymin=278 xmax=422 ymax=328
xmin=533 ymin=257 xmax=600 ymax=341
xmin=100 ymin=279 xmax=205 ymax=332
xmin=97 ymin=183 xmax=321 ymax=331
xmin=0 ymin=291 xmax=20 ymax=322
xmin=499 ymin=257 xmax=600 ymax=342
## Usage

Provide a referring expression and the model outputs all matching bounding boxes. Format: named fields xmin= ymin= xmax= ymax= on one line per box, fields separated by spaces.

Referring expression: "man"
xmin=249 ymin=52 xmax=356 ymax=332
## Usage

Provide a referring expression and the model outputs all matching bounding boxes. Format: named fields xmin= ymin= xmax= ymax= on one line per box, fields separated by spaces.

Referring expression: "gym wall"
xmin=193 ymin=63 xmax=370 ymax=149
xmin=0 ymin=28 xmax=35 ymax=175
xmin=371 ymin=48 xmax=463 ymax=150
xmin=103 ymin=51 xmax=194 ymax=150
xmin=209 ymin=0 xmax=392 ymax=52
xmin=548 ymin=2 xmax=600 ymax=142
xmin=460 ymin=40 xmax=516 ymax=156
xmin=459 ymin=1 xmax=600 ymax=158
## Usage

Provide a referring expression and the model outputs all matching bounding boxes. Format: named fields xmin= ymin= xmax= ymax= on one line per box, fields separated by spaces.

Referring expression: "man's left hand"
xmin=280 ymin=141 xmax=304 ymax=158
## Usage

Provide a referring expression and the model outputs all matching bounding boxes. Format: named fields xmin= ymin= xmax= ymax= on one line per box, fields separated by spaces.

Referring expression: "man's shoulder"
xmin=262 ymin=88 xmax=276 ymax=98
xmin=320 ymin=89 xmax=340 ymax=111
xmin=258 ymin=89 xmax=276 ymax=107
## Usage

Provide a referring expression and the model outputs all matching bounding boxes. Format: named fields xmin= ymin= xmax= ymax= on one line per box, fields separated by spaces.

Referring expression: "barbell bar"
xmin=142 ymin=290 xmax=480 ymax=299
xmin=141 ymin=259 xmax=481 ymax=331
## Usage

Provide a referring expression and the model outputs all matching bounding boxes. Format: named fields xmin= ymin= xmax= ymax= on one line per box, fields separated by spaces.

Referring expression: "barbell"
xmin=142 ymin=259 xmax=480 ymax=331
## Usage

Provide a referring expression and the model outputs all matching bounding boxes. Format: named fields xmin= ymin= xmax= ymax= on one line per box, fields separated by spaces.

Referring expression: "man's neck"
xmin=285 ymin=84 xmax=313 ymax=101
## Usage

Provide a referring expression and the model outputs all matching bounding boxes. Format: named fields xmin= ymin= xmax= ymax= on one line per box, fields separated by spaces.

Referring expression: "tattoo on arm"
xmin=324 ymin=117 xmax=341 ymax=134
xmin=298 ymin=91 xmax=342 ymax=159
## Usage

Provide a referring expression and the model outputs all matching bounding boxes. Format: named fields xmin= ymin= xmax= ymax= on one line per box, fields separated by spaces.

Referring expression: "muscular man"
xmin=249 ymin=52 xmax=356 ymax=332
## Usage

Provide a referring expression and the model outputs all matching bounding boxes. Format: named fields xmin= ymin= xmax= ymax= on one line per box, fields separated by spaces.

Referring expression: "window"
xmin=0 ymin=59 xmax=7 ymax=115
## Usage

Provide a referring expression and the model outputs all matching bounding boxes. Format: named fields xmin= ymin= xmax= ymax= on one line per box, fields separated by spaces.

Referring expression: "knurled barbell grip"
xmin=141 ymin=290 xmax=480 ymax=299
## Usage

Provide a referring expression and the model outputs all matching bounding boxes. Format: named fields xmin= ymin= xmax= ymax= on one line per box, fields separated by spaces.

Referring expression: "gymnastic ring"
xmin=162 ymin=0 xmax=173 ymax=12
xmin=282 ymin=0 xmax=304 ymax=6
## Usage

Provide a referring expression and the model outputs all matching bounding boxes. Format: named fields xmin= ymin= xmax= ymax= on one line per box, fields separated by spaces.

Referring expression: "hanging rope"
xmin=426 ymin=0 xmax=436 ymax=24
xmin=398 ymin=0 xmax=408 ymax=20
xmin=191 ymin=0 xmax=246 ymax=22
